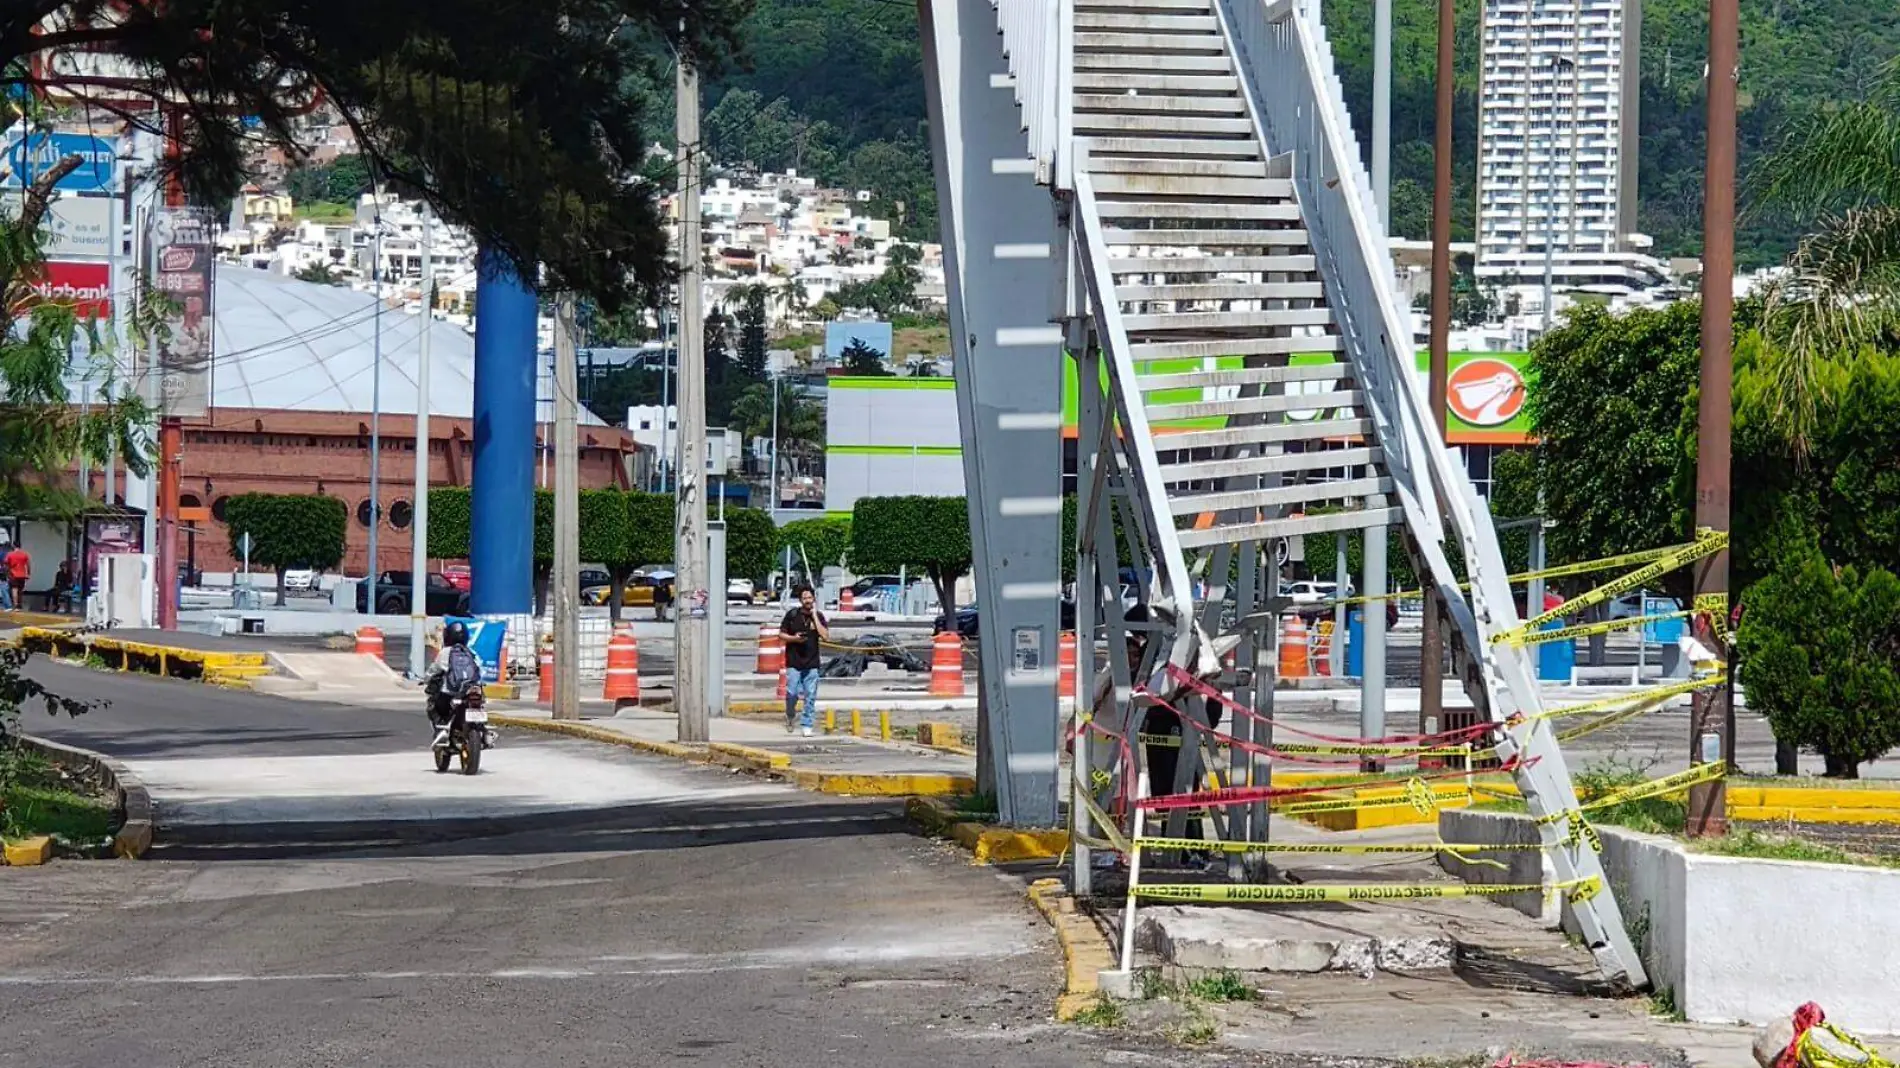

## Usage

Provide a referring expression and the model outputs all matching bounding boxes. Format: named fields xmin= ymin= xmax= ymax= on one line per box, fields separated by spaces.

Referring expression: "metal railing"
xmin=995 ymin=0 xmax=1075 ymax=189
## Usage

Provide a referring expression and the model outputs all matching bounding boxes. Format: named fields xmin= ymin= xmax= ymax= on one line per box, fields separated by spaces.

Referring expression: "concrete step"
xmin=1088 ymin=155 xmax=1269 ymax=178
xmin=1095 ymin=200 xmax=1301 ymax=222
xmin=1147 ymin=388 xmax=1363 ymax=423
xmin=1110 ymin=253 xmax=1319 ymax=274
xmin=1118 ymin=280 xmax=1327 ymax=303
xmin=1075 ymin=32 xmax=1225 ymax=55
xmin=1137 ymin=363 xmax=1351 ymax=393
xmin=1159 ymin=445 xmax=1386 ymax=484
xmin=1074 ymin=12 xmax=1219 ymax=33
xmin=1090 ymin=173 xmax=1289 ymax=198
xmin=1074 ymin=92 xmax=1244 ymax=116
xmin=1073 ymin=112 xmax=1254 ymax=137
xmin=1129 ymin=334 xmax=1342 ymax=361
xmin=1073 ymin=51 xmax=1232 ymax=73
xmin=1136 ymin=905 xmax=1455 ymax=975
xmin=1178 ymin=506 xmax=1407 ymax=549
xmin=1168 ymin=476 xmax=1395 ymax=518
xmin=1101 ymin=226 xmax=1309 ymax=246
xmin=1123 ymin=307 xmax=1335 ymax=332
xmin=1155 ymin=416 xmax=1375 ymax=453
xmin=1075 ymin=72 xmax=1238 ymax=95
xmin=1084 ymin=136 xmax=1258 ymax=160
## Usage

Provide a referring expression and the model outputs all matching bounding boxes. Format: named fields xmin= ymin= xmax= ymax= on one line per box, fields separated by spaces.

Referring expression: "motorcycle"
xmin=424 ymin=674 xmax=489 ymax=775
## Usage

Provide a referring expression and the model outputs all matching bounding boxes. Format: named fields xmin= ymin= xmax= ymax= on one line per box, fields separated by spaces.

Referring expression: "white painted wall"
xmin=1441 ymin=809 xmax=1900 ymax=1031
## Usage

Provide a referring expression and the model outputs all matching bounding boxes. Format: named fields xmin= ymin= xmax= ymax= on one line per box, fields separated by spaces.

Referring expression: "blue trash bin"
xmin=1537 ymin=617 xmax=1574 ymax=682
xmin=1345 ymin=609 xmax=1365 ymax=678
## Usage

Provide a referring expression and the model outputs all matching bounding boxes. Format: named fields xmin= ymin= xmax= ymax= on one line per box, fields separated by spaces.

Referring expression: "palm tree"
xmin=1750 ymin=67 xmax=1900 ymax=454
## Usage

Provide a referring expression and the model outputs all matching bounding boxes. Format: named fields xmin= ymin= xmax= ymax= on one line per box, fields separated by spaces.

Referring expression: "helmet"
xmin=443 ymin=620 xmax=469 ymax=647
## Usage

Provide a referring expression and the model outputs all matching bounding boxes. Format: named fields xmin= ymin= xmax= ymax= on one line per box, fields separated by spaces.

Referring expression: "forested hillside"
xmin=712 ymin=0 xmax=1900 ymax=267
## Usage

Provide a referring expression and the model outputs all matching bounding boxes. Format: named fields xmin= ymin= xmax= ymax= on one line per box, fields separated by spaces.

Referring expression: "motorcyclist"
xmin=426 ymin=620 xmax=477 ymax=730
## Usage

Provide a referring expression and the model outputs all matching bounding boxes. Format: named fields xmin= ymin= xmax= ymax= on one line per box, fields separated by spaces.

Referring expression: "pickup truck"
xmin=355 ymin=571 xmax=471 ymax=616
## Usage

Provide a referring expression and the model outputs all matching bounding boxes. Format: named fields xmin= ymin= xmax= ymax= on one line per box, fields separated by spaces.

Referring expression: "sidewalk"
xmin=489 ymin=705 xmax=980 ymax=797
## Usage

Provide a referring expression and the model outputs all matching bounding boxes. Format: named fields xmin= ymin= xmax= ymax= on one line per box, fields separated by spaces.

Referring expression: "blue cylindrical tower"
xmin=469 ymin=247 xmax=537 ymax=615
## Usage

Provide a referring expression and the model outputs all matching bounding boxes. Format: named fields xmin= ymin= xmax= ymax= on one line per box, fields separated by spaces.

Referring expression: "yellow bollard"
xmin=850 ymin=710 xmax=863 ymax=737
xmin=879 ymin=710 xmax=891 ymax=742
xmin=824 ymin=709 xmax=837 ymax=734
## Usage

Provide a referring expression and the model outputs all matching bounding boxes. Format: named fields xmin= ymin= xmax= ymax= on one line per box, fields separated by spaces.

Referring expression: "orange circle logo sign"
xmin=1446 ymin=358 xmax=1526 ymax=428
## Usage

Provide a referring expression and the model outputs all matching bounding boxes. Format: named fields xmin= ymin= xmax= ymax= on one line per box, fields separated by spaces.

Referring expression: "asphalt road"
xmin=0 ymin=667 xmax=1256 ymax=1068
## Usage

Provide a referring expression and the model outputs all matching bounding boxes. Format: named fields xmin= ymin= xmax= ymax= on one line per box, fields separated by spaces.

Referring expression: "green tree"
xmin=222 ymin=494 xmax=348 ymax=605
xmin=777 ymin=517 xmax=852 ymax=580
xmin=427 ymin=487 xmax=473 ymax=560
xmin=293 ymin=261 xmax=341 ymax=285
xmin=718 ymin=505 xmax=777 ymax=583
xmin=7 ymin=0 xmax=751 ymax=309
xmin=732 ymin=285 xmax=770 ymax=382
xmin=838 ymin=338 xmax=888 ymax=376
xmin=849 ymin=496 xmax=971 ymax=613
xmin=1740 ymin=544 xmax=1900 ymax=777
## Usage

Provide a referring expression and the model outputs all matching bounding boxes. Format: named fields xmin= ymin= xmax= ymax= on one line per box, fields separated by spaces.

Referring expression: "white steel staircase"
xmin=980 ymin=0 xmax=1652 ymax=988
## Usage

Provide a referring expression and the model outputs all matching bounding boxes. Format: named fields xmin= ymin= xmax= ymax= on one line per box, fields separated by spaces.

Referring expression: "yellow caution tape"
xmin=1557 ymin=701 xmax=1668 ymax=744
xmin=1495 ymin=529 xmax=1727 ymax=645
xmin=1528 ymin=673 xmax=1725 ymax=725
xmin=1134 ymin=877 xmax=1601 ymax=904
xmin=1694 ymin=592 xmax=1732 ymax=646
xmin=1793 ymin=1021 xmax=1899 ymax=1068
xmin=1076 ymin=787 xmax=1132 ymax=855
xmin=1134 ymin=837 xmax=1543 ymax=855
xmin=1327 ymin=541 xmax=1709 ymax=609
xmin=1506 ymin=609 xmax=1694 ymax=648
xmin=1271 ymin=776 xmax=1452 ymax=816
xmin=1537 ymin=762 xmax=1727 ymax=826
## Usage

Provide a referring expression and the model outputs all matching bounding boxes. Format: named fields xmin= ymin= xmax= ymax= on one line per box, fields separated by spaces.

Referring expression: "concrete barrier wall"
xmin=1440 ymin=809 xmax=1900 ymax=1031
xmin=1436 ymin=809 xmax=1554 ymax=924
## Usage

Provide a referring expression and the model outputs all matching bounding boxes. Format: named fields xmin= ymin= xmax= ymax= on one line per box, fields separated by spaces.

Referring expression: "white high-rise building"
xmin=1475 ymin=0 xmax=1663 ymax=294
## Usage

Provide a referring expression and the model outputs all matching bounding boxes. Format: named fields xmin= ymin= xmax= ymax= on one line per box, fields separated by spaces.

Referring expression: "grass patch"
xmin=1169 ymin=1007 xmax=1220 ymax=1046
xmin=894 ymin=323 xmax=950 ymax=359
xmin=1069 ymin=994 xmax=1124 ymax=1028
xmin=1648 ymin=985 xmax=1684 ymax=1022
xmin=955 ymin=791 xmax=997 ymax=817
xmin=1696 ymin=829 xmax=1900 ymax=869
xmin=2 ymin=748 xmax=114 ymax=843
xmin=1184 ymin=970 xmax=1255 ymax=1003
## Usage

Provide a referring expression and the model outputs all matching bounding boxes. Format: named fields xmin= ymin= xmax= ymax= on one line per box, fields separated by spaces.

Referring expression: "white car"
xmin=282 ymin=568 xmax=319 ymax=591
xmin=1281 ymin=580 xmax=1350 ymax=606
xmin=727 ymin=578 xmax=756 ymax=603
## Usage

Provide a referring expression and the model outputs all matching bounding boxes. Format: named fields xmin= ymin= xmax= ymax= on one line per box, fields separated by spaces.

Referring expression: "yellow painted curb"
xmin=484 ymin=682 xmax=522 ymax=701
xmin=1027 ymin=878 xmax=1115 ymax=1021
xmin=950 ymin=823 xmax=1071 ymax=864
xmin=792 ymin=770 xmax=975 ymax=797
xmin=3 ymin=836 xmax=54 ymax=866
xmin=707 ymin=742 xmax=793 ymax=772
xmin=487 ymin=714 xmax=706 ymax=762
xmin=727 ymin=700 xmax=781 ymax=716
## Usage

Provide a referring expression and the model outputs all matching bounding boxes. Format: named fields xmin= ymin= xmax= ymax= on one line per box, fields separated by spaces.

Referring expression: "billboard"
xmin=2 ymin=130 xmax=117 ymax=193
xmin=1415 ymin=350 xmax=1534 ymax=443
xmin=42 ymin=195 xmax=114 ymax=257
xmin=20 ymin=260 xmax=111 ymax=319
xmin=148 ymin=207 xmax=216 ymax=418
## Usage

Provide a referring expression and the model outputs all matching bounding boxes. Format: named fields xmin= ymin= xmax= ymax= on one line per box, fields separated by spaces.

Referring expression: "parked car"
xmin=282 ymin=568 xmax=319 ymax=591
xmin=1608 ymin=590 xmax=1680 ymax=621
xmin=849 ymin=574 xmax=905 ymax=597
xmin=441 ymin=564 xmax=472 ymax=592
xmin=356 ymin=571 xmax=470 ymax=616
xmin=727 ymin=578 xmax=756 ymax=603
xmin=581 ymin=575 xmax=659 ymax=607
xmin=578 ymin=567 xmax=612 ymax=591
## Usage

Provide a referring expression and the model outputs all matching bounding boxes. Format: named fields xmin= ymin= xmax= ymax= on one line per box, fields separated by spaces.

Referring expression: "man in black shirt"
xmin=780 ymin=585 xmax=829 ymax=735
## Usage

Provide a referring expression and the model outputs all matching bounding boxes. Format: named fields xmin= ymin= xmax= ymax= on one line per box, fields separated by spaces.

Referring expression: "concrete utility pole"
xmin=675 ymin=53 xmax=712 ymax=743
xmin=1422 ymin=0 xmax=1455 ymax=737
xmin=409 ymin=207 xmax=434 ymax=677
xmin=367 ymin=217 xmax=385 ymax=592
xmin=552 ymin=294 xmax=582 ymax=721
xmin=1688 ymin=0 xmax=1738 ymax=837
xmin=1372 ymin=0 xmax=1392 ymax=230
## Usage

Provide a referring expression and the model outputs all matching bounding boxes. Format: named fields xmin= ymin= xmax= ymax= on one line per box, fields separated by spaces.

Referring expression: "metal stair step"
xmin=1147 ymin=390 xmax=1361 ymax=422
xmin=1110 ymin=253 xmax=1318 ymax=274
xmin=1156 ymin=417 xmax=1373 ymax=453
xmin=1075 ymin=73 xmax=1238 ymax=95
xmin=1076 ymin=0 xmax=1213 ymax=9
xmin=1074 ymin=12 xmax=1219 ymax=33
xmin=1169 ymin=476 xmax=1395 ymax=517
xmin=1128 ymin=334 xmax=1341 ymax=361
xmin=1177 ymin=506 xmax=1406 ymax=550
xmin=1090 ymin=174 xmax=1290 ymax=198
xmin=1073 ymin=52 xmax=1232 ymax=73
xmin=1159 ymin=446 xmax=1385 ymax=484
xmin=1101 ymin=226 xmax=1308 ymax=246
xmin=1138 ymin=363 xmax=1350 ymax=392
xmin=1095 ymin=201 xmax=1301 ymax=222
xmin=1074 ymin=113 xmax=1254 ymax=136
xmin=1124 ymin=308 xmax=1334 ymax=332
xmin=1076 ymin=31 xmax=1225 ymax=54
xmin=1083 ymin=136 xmax=1258 ymax=159
xmin=1088 ymin=156 xmax=1268 ymax=178
xmin=1118 ymin=281 xmax=1326 ymax=302
xmin=1074 ymin=93 xmax=1245 ymax=116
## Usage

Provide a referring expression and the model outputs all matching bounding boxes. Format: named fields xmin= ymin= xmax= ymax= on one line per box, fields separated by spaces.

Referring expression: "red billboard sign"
xmin=19 ymin=260 xmax=111 ymax=319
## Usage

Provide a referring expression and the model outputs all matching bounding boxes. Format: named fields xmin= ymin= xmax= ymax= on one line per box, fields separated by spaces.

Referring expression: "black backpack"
xmin=444 ymin=644 xmax=482 ymax=696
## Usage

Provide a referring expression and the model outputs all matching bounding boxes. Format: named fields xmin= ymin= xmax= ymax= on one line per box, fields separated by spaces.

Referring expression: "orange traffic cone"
xmin=1312 ymin=620 xmax=1333 ymax=677
xmin=840 ymin=587 xmax=856 ymax=613
xmin=536 ymin=641 xmax=555 ymax=703
xmin=354 ymin=626 xmax=385 ymax=661
xmin=1058 ymin=631 xmax=1078 ymax=698
xmin=757 ymin=624 xmax=783 ymax=675
xmin=604 ymin=631 xmax=640 ymax=707
xmin=930 ymin=632 xmax=965 ymax=697
xmin=776 ymin=664 xmax=788 ymax=701
xmin=1278 ymin=616 xmax=1310 ymax=680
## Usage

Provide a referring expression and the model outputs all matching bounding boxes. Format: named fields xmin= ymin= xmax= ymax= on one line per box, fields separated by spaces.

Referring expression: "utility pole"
xmin=409 ymin=207 xmax=434 ymax=676
xmin=1688 ymin=0 xmax=1737 ymax=838
xmin=1422 ymin=0 xmax=1455 ymax=737
xmin=675 ymin=52 xmax=711 ymax=743
xmin=553 ymin=294 xmax=582 ymax=721
xmin=1372 ymin=0 xmax=1392 ymax=230
xmin=367 ymin=215 xmax=384 ymax=593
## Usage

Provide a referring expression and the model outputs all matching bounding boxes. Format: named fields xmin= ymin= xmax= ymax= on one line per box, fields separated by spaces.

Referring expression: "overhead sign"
xmin=2 ymin=130 xmax=118 ymax=193
xmin=1447 ymin=357 xmax=1527 ymax=428
xmin=149 ymin=207 xmax=217 ymax=418
xmin=20 ymin=260 xmax=111 ymax=319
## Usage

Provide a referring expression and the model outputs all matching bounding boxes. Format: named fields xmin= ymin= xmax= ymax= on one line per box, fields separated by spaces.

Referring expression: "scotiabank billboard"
xmin=20 ymin=261 xmax=111 ymax=319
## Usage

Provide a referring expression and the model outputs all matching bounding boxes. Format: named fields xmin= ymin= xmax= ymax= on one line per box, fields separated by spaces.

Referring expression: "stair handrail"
xmin=996 ymin=0 xmax=1075 ymax=190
